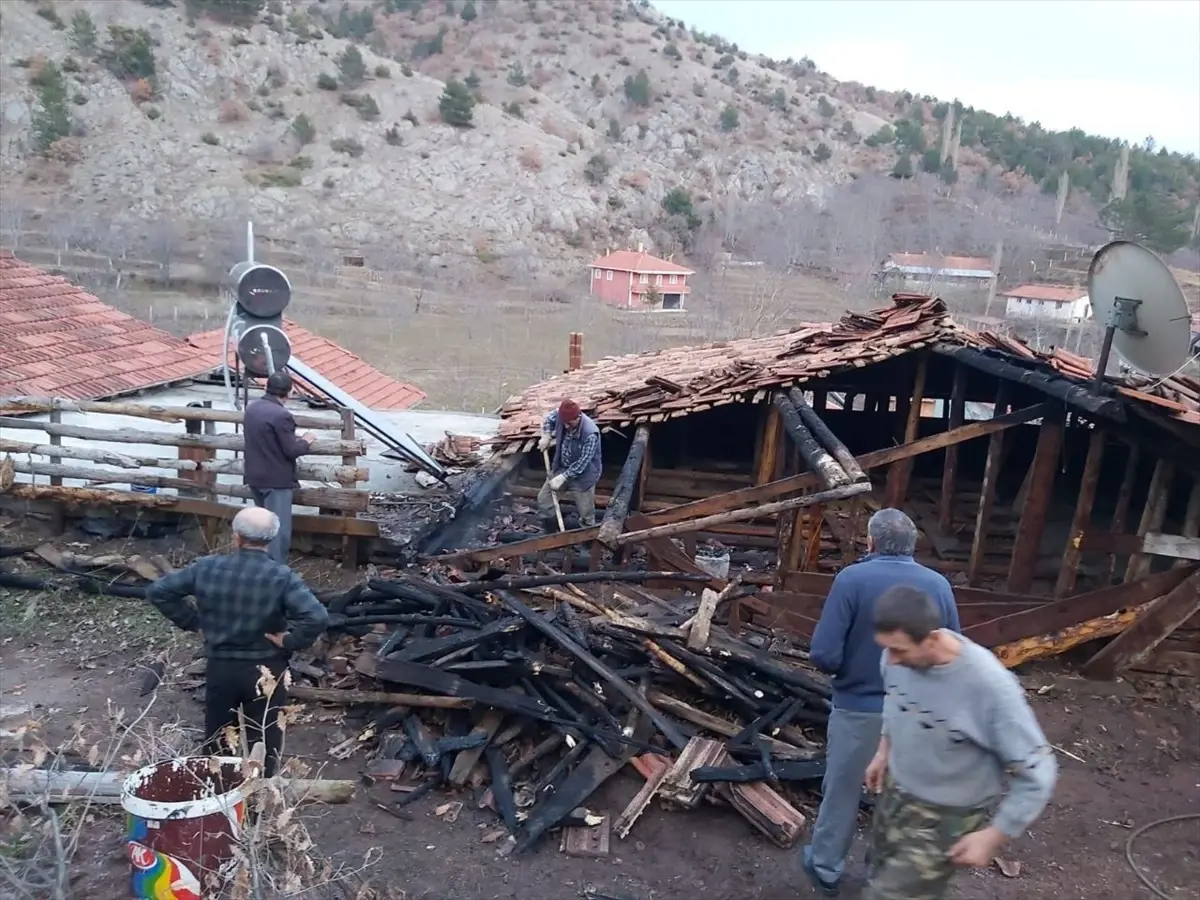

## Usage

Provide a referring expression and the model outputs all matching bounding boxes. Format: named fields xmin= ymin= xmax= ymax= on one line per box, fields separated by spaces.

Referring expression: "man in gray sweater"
xmin=863 ymin=585 xmax=1057 ymax=900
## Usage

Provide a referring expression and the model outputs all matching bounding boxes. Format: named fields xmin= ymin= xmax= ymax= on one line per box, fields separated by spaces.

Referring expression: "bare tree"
xmin=0 ymin=193 xmax=31 ymax=250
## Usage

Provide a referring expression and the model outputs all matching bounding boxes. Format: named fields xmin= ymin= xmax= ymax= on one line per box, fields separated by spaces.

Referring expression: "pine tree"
xmin=438 ymin=79 xmax=475 ymax=128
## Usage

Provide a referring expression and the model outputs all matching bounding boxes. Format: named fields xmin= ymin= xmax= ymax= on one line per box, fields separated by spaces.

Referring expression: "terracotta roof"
xmin=1001 ymin=284 xmax=1088 ymax=303
xmin=885 ymin=253 xmax=994 ymax=272
xmin=0 ymin=252 xmax=217 ymax=401
xmin=187 ymin=320 xmax=426 ymax=411
xmin=590 ymin=250 xmax=694 ymax=275
xmin=495 ymin=293 xmax=1200 ymax=448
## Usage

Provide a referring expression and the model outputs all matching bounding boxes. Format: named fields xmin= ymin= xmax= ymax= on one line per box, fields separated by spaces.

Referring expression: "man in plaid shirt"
xmin=146 ymin=507 xmax=328 ymax=776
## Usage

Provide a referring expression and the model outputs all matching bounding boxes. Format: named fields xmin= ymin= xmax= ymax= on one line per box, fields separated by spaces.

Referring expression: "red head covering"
xmin=558 ymin=398 xmax=582 ymax=423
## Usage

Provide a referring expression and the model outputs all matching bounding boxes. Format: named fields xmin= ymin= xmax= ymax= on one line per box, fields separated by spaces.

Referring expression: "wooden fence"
xmin=0 ymin=396 xmax=377 ymax=564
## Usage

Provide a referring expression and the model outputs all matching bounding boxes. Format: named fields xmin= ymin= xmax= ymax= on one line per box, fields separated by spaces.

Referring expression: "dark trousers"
xmin=203 ymin=658 xmax=289 ymax=778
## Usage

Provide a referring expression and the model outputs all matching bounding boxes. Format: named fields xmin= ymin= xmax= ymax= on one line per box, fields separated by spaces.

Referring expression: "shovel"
xmin=542 ymin=449 xmax=566 ymax=533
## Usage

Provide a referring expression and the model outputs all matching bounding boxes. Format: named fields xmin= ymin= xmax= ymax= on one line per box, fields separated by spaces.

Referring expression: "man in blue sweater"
xmin=801 ymin=508 xmax=961 ymax=897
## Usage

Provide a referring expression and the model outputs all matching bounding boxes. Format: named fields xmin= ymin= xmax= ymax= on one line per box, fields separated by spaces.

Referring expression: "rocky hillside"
xmin=1 ymin=0 xmax=1196 ymax=267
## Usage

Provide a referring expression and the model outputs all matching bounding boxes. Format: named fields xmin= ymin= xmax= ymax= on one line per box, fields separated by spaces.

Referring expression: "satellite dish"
xmin=1087 ymin=240 xmax=1191 ymax=388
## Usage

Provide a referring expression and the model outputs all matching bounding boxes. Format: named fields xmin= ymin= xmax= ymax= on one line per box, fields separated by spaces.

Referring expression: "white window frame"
xmin=606 ymin=270 xmax=613 ymax=281
xmin=668 ymin=274 xmax=677 ymax=285
xmin=639 ymin=273 xmax=649 ymax=284
xmin=655 ymin=274 xmax=663 ymax=286
xmin=593 ymin=268 xmax=601 ymax=279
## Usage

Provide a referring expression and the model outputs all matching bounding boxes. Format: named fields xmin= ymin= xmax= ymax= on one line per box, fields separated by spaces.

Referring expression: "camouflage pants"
xmin=863 ymin=778 xmax=990 ymax=900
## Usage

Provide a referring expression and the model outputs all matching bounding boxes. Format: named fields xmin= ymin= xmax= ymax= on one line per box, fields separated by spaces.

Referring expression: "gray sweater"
xmin=881 ymin=633 xmax=1057 ymax=838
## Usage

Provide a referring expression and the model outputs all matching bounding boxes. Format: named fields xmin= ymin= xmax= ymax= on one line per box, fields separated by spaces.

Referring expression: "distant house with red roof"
xmin=1001 ymin=283 xmax=1092 ymax=324
xmin=589 ymin=244 xmax=695 ymax=311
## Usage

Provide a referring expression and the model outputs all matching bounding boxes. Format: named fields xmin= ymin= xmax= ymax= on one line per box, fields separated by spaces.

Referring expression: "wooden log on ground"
xmin=438 ymin=404 xmax=1050 ymax=565
xmin=787 ymin=389 xmax=866 ymax=482
xmin=643 ymin=691 xmax=813 ymax=760
xmin=288 ymin=685 xmax=473 ymax=709
xmin=597 ymin=425 xmax=651 ymax=548
xmin=0 ymin=396 xmax=344 ymax=430
xmin=8 ymin=461 xmax=368 ymax=512
xmin=992 ymin=605 xmax=1147 ymax=669
xmin=771 ymin=394 xmax=850 ymax=489
xmin=0 ymin=768 xmax=355 ymax=805
xmin=1082 ymin=569 xmax=1200 ymax=679
xmin=614 ymin=481 xmax=871 ymax=547
xmin=0 ymin=416 xmax=363 ymax=457
xmin=0 ymin=439 xmax=366 ymax=482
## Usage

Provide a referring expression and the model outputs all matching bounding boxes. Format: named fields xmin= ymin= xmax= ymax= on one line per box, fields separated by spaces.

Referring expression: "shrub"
xmin=317 ymin=73 xmax=338 ymax=91
xmin=401 ymin=63 xmax=413 ymax=77
xmin=35 ymin=6 xmax=64 ymax=29
xmin=920 ymin=148 xmax=942 ymax=174
xmin=891 ymin=152 xmax=914 ymax=179
xmin=719 ymin=105 xmax=739 ymax=132
xmin=331 ymin=136 xmax=364 ymax=157
xmin=663 ymin=42 xmax=681 ymax=61
xmin=100 ymin=25 xmax=157 ymax=81
xmin=186 ymin=0 xmax=266 ymax=25
xmin=291 ymin=113 xmax=315 ymax=145
xmin=259 ymin=167 xmax=304 ymax=188
xmin=813 ymin=142 xmax=832 ymax=162
xmin=129 ymin=78 xmax=154 ymax=104
xmin=607 ymin=117 xmax=621 ymax=140
xmin=864 ymin=125 xmax=894 ymax=147
xmin=623 ymin=68 xmax=650 ymax=106
xmin=357 ymin=94 xmax=380 ymax=121
xmin=518 ymin=145 xmax=542 ymax=172
xmin=145 ymin=106 xmax=162 ymax=120
xmin=290 ymin=154 xmax=313 ymax=169
xmin=438 ymin=79 xmax=475 ymax=128
xmin=507 ymin=63 xmax=526 ymax=87
xmin=69 ymin=11 xmax=97 ymax=56
xmin=337 ymin=45 xmax=366 ymax=88
xmin=461 ymin=0 xmax=477 ymax=22
xmin=583 ymin=153 xmax=610 ymax=185
xmin=817 ymin=95 xmax=835 ymax=118
xmin=502 ymin=100 xmax=523 ymax=119
xmin=465 ymin=70 xmax=481 ymax=90
xmin=374 ymin=64 xmax=391 ymax=78
xmin=218 ymin=99 xmax=249 ymax=122
xmin=385 ymin=125 xmax=402 ymax=145
xmin=31 ymin=61 xmax=72 ymax=153
xmin=201 ymin=131 xmax=220 ymax=145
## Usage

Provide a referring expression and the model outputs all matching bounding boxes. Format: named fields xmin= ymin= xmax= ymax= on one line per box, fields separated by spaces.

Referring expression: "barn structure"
xmin=435 ymin=294 xmax=1200 ymax=681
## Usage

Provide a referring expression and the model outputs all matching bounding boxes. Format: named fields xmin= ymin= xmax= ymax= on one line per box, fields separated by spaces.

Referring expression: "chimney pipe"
xmin=637 ymin=241 xmax=644 ymax=253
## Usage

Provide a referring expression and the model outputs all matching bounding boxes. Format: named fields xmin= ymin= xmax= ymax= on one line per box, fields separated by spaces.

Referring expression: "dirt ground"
xmin=2 ymin=526 xmax=1198 ymax=900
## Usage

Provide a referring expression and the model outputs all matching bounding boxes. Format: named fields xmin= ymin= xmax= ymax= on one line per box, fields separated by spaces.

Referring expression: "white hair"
xmin=233 ymin=507 xmax=280 ymax=544
xmin=868 ymin=508 xmax=918 ymax=557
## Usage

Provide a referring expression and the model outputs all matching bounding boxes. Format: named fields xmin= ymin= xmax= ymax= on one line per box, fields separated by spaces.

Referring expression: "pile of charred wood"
xmin=299 ymin=565 xmax=838 ymax=854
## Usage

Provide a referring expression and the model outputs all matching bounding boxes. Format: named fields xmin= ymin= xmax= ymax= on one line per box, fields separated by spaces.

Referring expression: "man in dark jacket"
xmin=243 ymin=371 xmax=316 ymax=563
xmin=537 ymin=398 xmax=602 ymax=531
xmin=146 ymin=507 xmax=329 ymax=777
xmin=800 ymin=508 xmax=961 ymax=897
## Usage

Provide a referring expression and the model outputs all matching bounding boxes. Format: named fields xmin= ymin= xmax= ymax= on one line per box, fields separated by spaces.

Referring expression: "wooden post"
xmin=179 ymin=402 xmax=218 ymax=498
xmin=884 ymin=353 xmax=928 ymax=508
xmin=966 ymin=383 xmax=1010 ymax=586
xmin=811 ymin=390 xmax=826 ymax=413
xmin=787 ymin=388 xmax=865 ymax=482
xmin=754 ymin=404 xmax=783 ymax=486
xmin=1106 ymin=444 xmax=1141 ymax=581
xmin=598 ymin=426 xmax=652 ymax=548
xmin=339 ymin=407 xmax=360 ymax=571
xmin=1053 ymin=428 xmax=1106 ymax=599
xmin=1124 ymin=458 xmax=1174 ymax=583
xmin=1176 ymin=479 xmax=1200 ymax=570
xmin=45 ymin=409 xmax=66 ymax=535
xmin=1006 ymin=407 xmax=1064 ymax=593
xmin=937 ymin=364 xmax=967 ymax=533
xmin=1082 ymin=569 xmax=1200 ymax=679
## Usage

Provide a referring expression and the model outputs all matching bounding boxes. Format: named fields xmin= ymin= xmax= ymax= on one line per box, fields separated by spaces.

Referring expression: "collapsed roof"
xmin=495 ymin=294 xmax=1200 ymax=451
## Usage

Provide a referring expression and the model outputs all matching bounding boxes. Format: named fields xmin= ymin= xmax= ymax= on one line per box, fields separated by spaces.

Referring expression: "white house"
xmin=1002 ymin=284 xmax=1092 ymax=324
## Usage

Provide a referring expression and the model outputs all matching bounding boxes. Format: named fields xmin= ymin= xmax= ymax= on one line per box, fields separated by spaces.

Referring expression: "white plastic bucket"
xmin=121 ymin=756 xmax=248 ymax=900
xmin=694 ymin=548 xmax=731 ymax=580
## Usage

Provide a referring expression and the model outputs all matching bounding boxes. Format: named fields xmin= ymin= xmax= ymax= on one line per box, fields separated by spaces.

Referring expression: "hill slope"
xmin=1 ymin=0 xmax=1196 ymax=267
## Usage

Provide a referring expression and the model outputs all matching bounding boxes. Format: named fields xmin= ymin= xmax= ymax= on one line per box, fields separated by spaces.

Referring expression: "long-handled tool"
xmin=542 ymin=449 xmax=566 ymax=533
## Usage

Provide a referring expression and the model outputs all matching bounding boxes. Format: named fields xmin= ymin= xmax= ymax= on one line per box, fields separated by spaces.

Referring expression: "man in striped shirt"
xmin=537 ymin=398 xmax=603 ymax=531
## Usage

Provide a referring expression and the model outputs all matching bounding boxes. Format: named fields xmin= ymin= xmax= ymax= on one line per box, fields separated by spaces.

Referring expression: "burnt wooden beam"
xmin=1006 ymin=407 xmax=1065 ymax=593
xmin=496 ymin=591 xmax=689 ymax=749
xmin=457 ymin=570 xmax=707 ymax=593
xmin=1082 ymin=568 xmax=1200 ymax=679
xmin=966 ymin=566 xmax=1194 ymax=648
xmin=884 ymin=352 xmax=929 ymax=507
xmin=1053 ymin=427 xmax=1107 ymax=598
xmin=788 ymin=388 xmax=866 ymax=482
xmin=1124 ymin=459 xmax=1174 ymax=583
xmin=692 ymin=757 xmax=828 ymax=784
xmin=967 ymin=383 xmax=1011 ymax=586
xmin=435 ymin=403 xmax=1053 ymax=565
xmin=389 ymin=617 xmax=526 ymax=663
xmin=597 ymin=425 xmax=651 ymax=548
xmin=614 ymin=481 xmax=872 ymax=547
xmin=1106 ymin=444 xmax=1142 ymax=581
xmin=374 ymin=658 xmax=557 ymax=721
xmin=771 ymin=393 xmax=850 ymax=489
xmin=1174 ymin=479 xmax=1200 ymax=570
xmin=754 ymin=402 xmax=785 ymax=486
xmin=484 ymin=743 xmax=520 ymax=835
xmin=937 ymin=364 xmax=968 ymax=532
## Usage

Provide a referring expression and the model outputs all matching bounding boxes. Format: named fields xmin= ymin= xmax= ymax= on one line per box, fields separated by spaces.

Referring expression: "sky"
xmin=652 ymin=0 xmax=1200 ymax=157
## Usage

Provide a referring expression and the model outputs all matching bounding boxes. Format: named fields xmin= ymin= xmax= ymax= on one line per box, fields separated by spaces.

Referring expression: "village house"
xmin=1002 ymin=283 xmax=1092 ymax=324
xmin=589 ymin=245 xmax=695 ymax=311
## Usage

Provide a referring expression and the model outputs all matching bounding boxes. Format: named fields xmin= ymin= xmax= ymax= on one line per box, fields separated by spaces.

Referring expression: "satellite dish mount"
xmin=1092 ymin=294 xmax=1146 ymax=393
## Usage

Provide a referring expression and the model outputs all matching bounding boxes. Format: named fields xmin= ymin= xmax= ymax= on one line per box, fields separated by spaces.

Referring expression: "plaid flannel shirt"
xmin=542 ymin=410 xmax=601 ymax=481
xmin=146 ymin=549 xmax=329 ymax=661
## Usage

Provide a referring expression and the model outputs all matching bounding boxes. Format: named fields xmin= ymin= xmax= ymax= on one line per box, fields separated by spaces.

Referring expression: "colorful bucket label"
xmin=127 ymin=840 xmax=201 ymax=900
